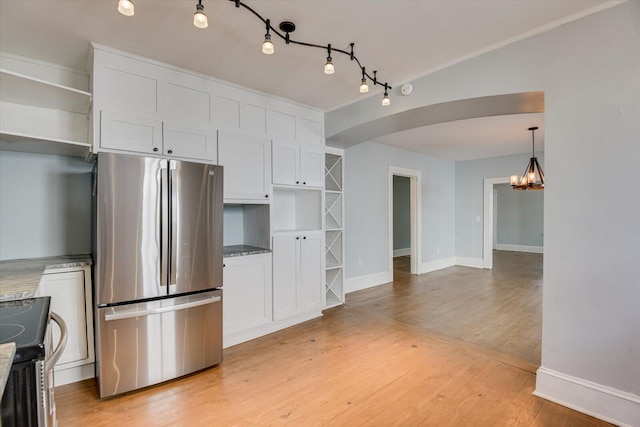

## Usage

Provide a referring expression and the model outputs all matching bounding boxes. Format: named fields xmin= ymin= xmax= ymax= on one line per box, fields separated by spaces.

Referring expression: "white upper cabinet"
xmin=218 ymin=131 xmax=271 ymax=202
xmin=272 ymin=140 xmax=324 ymax=188
xmin=163 ymin=122 xmax=217 ymax=162
xmin=100 ymin=110 xmax=162 ymax=154
xmin=92 ymin=45 xmax=324 ymax=160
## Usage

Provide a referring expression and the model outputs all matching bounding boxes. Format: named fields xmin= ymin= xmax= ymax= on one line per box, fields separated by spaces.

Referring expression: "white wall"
xmin=0 ymin=151 xmax=92 ymax=260
xmin=330 ymin=3 xmax=640 ymax=424
xmin=455 ymin=152 xmax=543 ymax=260
xmin=344 ymin=141 xmax=455 ymax=280
xmin=392 ymin=175 xmax=411 ymax=251
xmin=495 ymin=183 xmax=544 ymax=249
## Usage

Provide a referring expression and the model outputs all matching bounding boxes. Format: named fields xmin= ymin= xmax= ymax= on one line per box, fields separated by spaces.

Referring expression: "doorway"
xmin=388 ymin=166 xmax=421 ymax=277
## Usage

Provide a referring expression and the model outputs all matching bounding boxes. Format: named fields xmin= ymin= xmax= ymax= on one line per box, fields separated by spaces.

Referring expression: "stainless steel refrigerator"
xmin=92 ymin=152 xmax=223 ymax=398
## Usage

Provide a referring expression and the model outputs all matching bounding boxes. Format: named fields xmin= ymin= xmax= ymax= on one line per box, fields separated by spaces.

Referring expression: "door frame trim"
xmin=483 ymin=176 xmax=510 ymax=269
xmin=388 ymin=166 xmax=422 ymax=275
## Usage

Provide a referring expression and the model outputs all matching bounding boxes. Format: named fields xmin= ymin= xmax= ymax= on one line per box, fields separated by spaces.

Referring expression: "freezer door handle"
xmin=104 ymin=295 xmax=221 ymax=322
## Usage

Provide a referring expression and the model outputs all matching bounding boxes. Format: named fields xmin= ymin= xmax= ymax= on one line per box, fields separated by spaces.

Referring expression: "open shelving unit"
xmin=324 ymin=149 xmax=345 ymax=308
xmin=0 ymin=67 xmax=92 ymax=159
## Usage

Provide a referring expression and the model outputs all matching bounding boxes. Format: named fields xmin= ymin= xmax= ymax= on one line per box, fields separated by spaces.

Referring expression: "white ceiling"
xmin=0 ymin=0 xmax=613 ymax=160
xmin=374 ymin=113 xmax=545 ymax=161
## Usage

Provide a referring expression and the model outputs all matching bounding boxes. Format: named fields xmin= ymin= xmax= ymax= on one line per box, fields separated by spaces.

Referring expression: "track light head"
xmin=193 ymin=1 xmax=208 ymax=29
xmin=360 ymin=78 xmax=369 ymax=93
xmin=262 ymin=33 xmax=274 ymax=55
xmin=382 ymin=84 xmax=390 ymax=106
xmin=118 ymin=0 xmax=134 ymax=16
xmin=324 ymin=57 xmax=335 ymax=75
xmin=324 ymin=44 xmax=334 ymax=75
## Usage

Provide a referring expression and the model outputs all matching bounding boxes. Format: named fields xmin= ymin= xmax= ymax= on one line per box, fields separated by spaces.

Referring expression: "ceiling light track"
xmin=231 ymin=0 xmax=392 ymax=103
xmin=117 ymin=0 xmax=393 ymax=106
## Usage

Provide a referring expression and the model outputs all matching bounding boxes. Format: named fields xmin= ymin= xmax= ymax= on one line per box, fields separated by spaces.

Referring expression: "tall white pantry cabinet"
xmin=90 ymin=44 xmax=331 ymax=350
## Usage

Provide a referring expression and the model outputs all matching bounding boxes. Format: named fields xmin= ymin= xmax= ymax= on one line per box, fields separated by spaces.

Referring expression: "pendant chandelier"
xmin=116 ymin=0 xmax=393 ymax=106
xmin=510 ymin=127 xmax=545 ymax=190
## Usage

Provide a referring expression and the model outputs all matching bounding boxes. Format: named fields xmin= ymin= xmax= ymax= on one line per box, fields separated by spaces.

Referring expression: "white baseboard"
xmin=421 ymin=257 xmax=456 ymax=273
xmin=496 ymin=244 xmax=543 ymax=253
xmin=345 ymin=271 xmax=393 ymax=293
xmin=455 ymin=257 xmax=484 ymax=269
xmin=224 ymin=310 xmax=323 ymax=348
xmin=393 ymin=248 xmax=411 ymax=257
xmin=54 ymin=363 xmax=94 ymax=386
xmin=534 ymin=367 xmax=640 ymax=427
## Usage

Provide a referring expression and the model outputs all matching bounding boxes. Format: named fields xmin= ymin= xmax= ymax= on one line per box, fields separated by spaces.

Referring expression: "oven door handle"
xmin=46 ymin=311 xmax=68 ymax=372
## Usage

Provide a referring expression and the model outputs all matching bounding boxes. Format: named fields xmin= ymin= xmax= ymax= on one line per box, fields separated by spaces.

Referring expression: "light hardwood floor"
xmin=55 ymin=252 xmax=609 ymax=426
xmin=349 ymin=251 xmax=543 ymax=365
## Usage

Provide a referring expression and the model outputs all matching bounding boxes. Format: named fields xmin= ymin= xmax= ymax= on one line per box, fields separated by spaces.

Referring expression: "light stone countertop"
xmin=223 ymin=245 xmax=272 ymax=258
xmin=0 ymin=255 xmax=92 ymax=302
xmin=0 ymin=342 xmax=16 ymax=399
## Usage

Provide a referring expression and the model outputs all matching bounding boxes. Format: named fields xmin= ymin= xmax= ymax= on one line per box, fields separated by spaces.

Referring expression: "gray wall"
xmin=330 ymin=1 xmax=640 ymax=410
xmin=455 ymin=152 xmax=544 ymax=259
xmin=392 ymin=175 xmax=410 ymax=251
xmin=345 ymin=141 xmax=455 ymax=278
xmin=496 ymin=183 xmax=543 ymax=248
xmin=0 ymin=151 xmax=93 ymax=260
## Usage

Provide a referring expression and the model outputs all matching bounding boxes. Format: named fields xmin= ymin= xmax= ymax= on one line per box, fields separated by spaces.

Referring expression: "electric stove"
xmin=0 ymin=297 xmax=53 ymax=427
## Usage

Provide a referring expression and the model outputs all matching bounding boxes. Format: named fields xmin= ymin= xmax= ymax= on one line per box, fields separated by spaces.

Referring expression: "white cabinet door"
xmin=38 ymin=269 xmax=94 ymax=369
xmin=163 ymin=121 xmax=217 ymax=162
xmin=299 ymin=232 xmax=324 ymax=311
xmin=100 ymin=110 xmax=162 ymax=154
xmin=218 ymin=131 xmax=271 ymax=201
xmin=273 ymin=235 xmax=299 ymax=320
xmin=272 ymin=140 xmax=299 ymax=186
xmin=299 ymin=145 xmax=325 ymax=188
xmin=223 ymin=254 xmax=272 ymax=335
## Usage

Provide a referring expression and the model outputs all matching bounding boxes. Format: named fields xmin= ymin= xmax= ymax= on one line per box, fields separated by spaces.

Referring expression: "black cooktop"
xmin=0 ymin=297 xmax=50 ymax=363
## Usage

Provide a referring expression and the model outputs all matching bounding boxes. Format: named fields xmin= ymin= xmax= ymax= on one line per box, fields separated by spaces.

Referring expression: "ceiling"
xmin=0 ymin=0 xmax=614 ymax=160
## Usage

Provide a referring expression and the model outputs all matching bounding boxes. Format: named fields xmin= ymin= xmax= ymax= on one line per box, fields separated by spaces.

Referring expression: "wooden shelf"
xmin=0 ymin=131 xmax=91 ymax=159
xmin=0 ymin=69 xmax=92 ymax=114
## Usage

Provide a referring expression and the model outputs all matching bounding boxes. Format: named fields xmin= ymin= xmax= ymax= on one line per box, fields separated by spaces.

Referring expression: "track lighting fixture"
xmin=262 ymin=19 xmax=274 ymax=54
xmin=381 ymin=84 xmax=390 ymax=106
xmin=117 ymin=0 xmax=134 ymax=16
xmin=359 ymin=68 xmax=369 ymax=93
xmin=193 ymin=0 xmax=208 ymax=29
xmin=324 ymin=45 xmax=335 ymax=75
xmin=116 ymin=0 xmax=393 ymax=106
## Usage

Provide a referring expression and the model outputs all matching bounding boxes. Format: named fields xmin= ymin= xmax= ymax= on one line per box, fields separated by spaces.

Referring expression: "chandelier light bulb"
xmin=262 ymin=34 xmax=274 ymax=55
xmin=118 ymin=0 xmax=135 ymax=16
xmin=324 ymin=57 xmax=334 ymax=75
xmin=359 ymin=78 xmax=369 ymax=93
xmin=193 ymin=2 xmax=208 ymax=29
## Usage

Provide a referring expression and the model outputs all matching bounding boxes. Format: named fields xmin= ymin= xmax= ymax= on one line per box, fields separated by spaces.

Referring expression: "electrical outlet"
xmin=476 ymin=215 xmax=481 ymax=222
xmin=357 ymin=258 xmax=362 ymax=267
xmin=437 ymin=247 xmax=440 ymax=254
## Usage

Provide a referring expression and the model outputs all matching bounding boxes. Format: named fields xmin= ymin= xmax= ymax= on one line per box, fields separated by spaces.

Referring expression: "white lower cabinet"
xmin=223 ymin=253 xmax=272 ymax=338
xmin=273 ymin=232 xmax=324 ymax=320
xmin=37 ymin=266 xmax=94 ymax=385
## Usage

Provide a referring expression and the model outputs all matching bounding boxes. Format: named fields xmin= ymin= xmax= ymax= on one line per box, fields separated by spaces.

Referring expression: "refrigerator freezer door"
xmin=96 ymin=153 xmax=166 ymax=306
xmin=168 ymin=160 xmax=223 ymax=294
xmin=96 ymin=290 xmax=222 ymax=398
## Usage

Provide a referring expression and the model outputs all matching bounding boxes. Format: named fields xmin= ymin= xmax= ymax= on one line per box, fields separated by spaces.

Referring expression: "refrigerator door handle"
xmin=104 ymin=295 xmax=221 ymax=322
xmin=160 ymin=163 xmax=169 ymax=288
xmin=169 ymin=160 xmax=178 ymax=287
